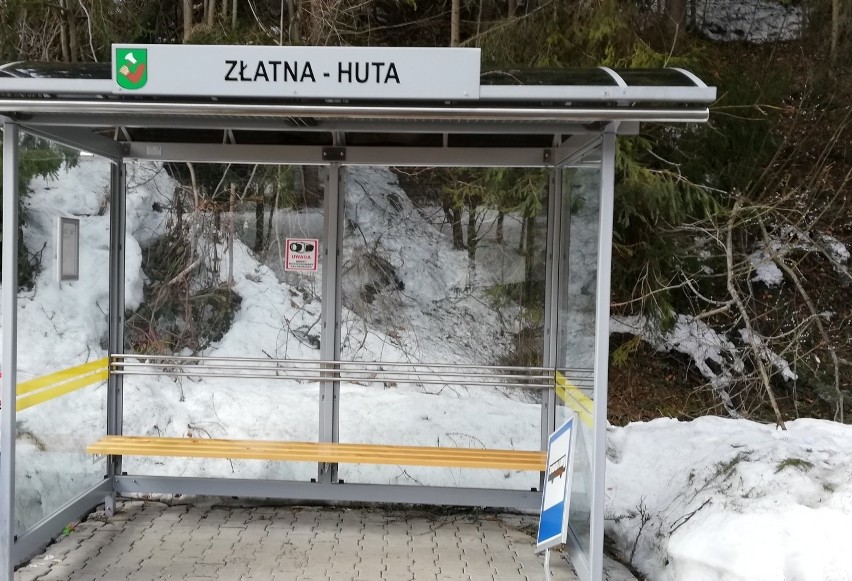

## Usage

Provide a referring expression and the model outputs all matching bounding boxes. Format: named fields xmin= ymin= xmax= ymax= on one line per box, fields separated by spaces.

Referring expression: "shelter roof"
xmin=0 ymin=61 xmax=715 ymax=164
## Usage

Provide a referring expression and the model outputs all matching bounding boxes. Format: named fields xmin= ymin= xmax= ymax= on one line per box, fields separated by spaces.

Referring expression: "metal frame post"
xmin=588 ymin=128 xmax=617 ymax=581
xmin=105 ymin=159 xmax=126 ymax=514
xmin=1 ymin=121 xmax=20 ymax=581
xmin=541 ymin=168 xmax=562 ymax=457
xmin=318 ymin=161 xmax=343 ymax=483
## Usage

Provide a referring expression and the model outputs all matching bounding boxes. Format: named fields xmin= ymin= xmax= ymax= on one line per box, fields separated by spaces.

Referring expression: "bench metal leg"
xmin=104 ymin=493 xmax=116 ymax=517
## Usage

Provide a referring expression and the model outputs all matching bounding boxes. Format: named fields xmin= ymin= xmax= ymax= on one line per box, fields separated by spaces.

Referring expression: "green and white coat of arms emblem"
xmin=115 ymin=48 xmax=148 ymax=90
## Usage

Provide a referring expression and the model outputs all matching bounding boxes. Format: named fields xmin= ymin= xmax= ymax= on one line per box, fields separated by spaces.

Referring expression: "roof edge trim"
xmin=0 ymin=99 xmax=710 ymax=124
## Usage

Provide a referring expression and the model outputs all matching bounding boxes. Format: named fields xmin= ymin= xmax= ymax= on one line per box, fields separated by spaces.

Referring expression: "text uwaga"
xmin=225 ymin=60 xmax=400 ymax=84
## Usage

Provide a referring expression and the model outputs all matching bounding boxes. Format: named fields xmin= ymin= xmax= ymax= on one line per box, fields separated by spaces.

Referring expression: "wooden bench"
xmin=86 ymin=436 xmax=546 ymax=471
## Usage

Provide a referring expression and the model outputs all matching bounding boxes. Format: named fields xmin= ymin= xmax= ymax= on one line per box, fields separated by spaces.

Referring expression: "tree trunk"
xmin=830 ymin=0 xmax=841 ymax=67
xmin=66 ymin=0 xmax=80 ymax=62
xmin=279 ymin=0 xmax=285 ymax=45
xmin=207 ymin=0 xmax=217 ymax=27
xmin=475 ymin=0 xmax=484 ymax=41
xmin=228 ymin=184 xmax=236 ymax=288
xmin=288 ymin=0 xmax=301 ymax=44
xmin=443 ymin=202 xmax=465 ymax=250
xmin=294 ymin=165 xmax=306 ymax=203
xmin=182 ymin=0 xmax=193 ymax=42
xmin=665 ymin=0 xmax=687 ymax=36
xmin=523 ymin=215 xmax=536 ymax=299
xmin=175 ymin=185 xmax=184 ymax=235
xmin=186 ymin=162 xmax=201 ymax=209
xmin=302 ymin=166 xmax=322 ymax=207
xmin=287 ymin=0 xmax=302 ymax=46
xmin=508 ymin=0 xmax=518 ymax=18
xmin=305 ymin=0 xmax=328 ymax=45
xmin=267 ymin=184 xmax=279 ymax=253
xmin=232 ymin=0 xmax=238 ymax=29
xmin=254 ymin=198 xmax=265 ymax=253
xmin=59 ymin=0 xmax=70 ymax=62
xmin=496 ymin=211 xmax=504 ymax=245
xmin=466 ymin=203 xmax=478 ymax=262
xmin=450 ymin=0 xmax=460 ymax=46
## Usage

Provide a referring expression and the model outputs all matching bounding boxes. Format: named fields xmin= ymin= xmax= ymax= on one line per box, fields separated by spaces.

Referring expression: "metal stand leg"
xmin=544 ymin=548 xmax=553 ymax=581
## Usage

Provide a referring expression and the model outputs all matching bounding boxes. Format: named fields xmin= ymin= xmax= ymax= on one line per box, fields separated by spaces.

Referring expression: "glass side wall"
xmin=556 ymin=164 xmax=602 ymax=564
xmin=13 ymin=134 xmax=110 ymax=535
xmin=337 ymin=165 xmax=548 ymax=490
xmin=120 ymin=162 xmax=324 ymax=482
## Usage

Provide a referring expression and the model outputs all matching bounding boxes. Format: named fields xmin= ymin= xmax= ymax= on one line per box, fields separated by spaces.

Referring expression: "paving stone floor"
xmin=13 ymin=500 xmax=634 ymax=580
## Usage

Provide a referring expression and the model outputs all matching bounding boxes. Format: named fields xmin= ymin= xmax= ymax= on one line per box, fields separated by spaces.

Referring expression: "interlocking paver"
xmin=11 ymin=500 xmax=597 ymax=581
xmin=100 ymin=565 xmax=140 ymax=579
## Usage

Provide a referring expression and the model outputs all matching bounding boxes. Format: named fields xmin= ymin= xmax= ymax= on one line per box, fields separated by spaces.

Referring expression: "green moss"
xmin=774 ymin=458 xmax=815 ymax=474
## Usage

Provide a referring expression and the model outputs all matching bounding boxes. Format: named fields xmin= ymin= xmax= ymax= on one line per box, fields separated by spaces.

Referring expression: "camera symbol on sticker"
xmin=289 ymin=242 xmax=315 ymax=252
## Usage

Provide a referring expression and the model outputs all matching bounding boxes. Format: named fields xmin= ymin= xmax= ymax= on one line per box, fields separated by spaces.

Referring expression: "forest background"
xmin=0 ymin=0 xmax=850 ymax=428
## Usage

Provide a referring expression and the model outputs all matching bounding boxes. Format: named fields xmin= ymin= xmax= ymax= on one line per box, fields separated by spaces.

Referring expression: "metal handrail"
xmin=110 ymin=371 xmax=555 ymax=390
xmin=111 ymin=353 xmax=573 ymax=372
xmin=113 ymin=362 xmax=556 ymax=382
xmin=110 ymin=354 xmax=595 ymax=392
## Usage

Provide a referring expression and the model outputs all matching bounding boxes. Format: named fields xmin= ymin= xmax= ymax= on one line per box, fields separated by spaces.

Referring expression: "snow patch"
xmin=819 ymin=233 xmax=850 ymax=264
xmin=749 ymin=246 xmax=785 ymax=287
xmin=612 ymin=314 xmax=742 ymax=400
xmin=749 ymin=227 xmax=851 ymax=286
xmin=739 ymin=327 xmax=797 ymax=381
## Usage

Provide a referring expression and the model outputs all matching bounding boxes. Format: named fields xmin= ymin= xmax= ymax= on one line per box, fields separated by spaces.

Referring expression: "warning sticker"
xmin=285 ymin=238 xmax=319 ymax=272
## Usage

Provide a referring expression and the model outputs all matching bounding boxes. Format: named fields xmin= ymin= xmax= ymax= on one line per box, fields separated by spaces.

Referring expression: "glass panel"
xmin=480 ymin=68 xmax=618 ymax=86
xmin=337 ymin=165 xmax=547 ymax=490
xmin=614 ymin=68 xmax=696 ymax=87
xmin=121 ymin=163 xmax=324 ymax=481
xmin=2 ymin=62 xmax=111 ymax=80
xmin=556 ymin=162 xmax=602 ymax=557
xmin=14 ymin=134 xmax=109 ymax=535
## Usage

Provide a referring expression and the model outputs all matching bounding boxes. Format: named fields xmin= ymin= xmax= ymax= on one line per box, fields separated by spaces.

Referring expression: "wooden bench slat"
xmin=87 ymin=436 xmax=546 ymax=471
xmin=91 ymin=436 xmax=543 ymax=459
xmin=88 ymin=446 xmax=544 ymax=469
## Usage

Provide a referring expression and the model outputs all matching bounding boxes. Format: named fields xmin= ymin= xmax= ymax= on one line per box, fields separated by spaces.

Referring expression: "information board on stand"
xmin=537 ymin=413 xmax=578 ymax=552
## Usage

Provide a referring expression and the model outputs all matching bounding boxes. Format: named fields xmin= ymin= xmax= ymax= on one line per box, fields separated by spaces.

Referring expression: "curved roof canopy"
xmin=0 ymin=49 xmax=716 ymax=165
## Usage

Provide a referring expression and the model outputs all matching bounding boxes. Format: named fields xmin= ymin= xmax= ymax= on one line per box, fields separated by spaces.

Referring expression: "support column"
xmin=105 ymin=159 xmax=126 ymax=515
xmin=1 ymin=122 xmax=20 ymax=581
xmin=318 ymin=162 xmax=343 ymax=483
xmin=589 ymin=129 xmax=616 ymax=581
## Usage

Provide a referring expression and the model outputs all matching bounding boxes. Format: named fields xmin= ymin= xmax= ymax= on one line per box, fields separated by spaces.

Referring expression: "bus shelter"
xmin=0 ymin=46 xmax=715 ymax=581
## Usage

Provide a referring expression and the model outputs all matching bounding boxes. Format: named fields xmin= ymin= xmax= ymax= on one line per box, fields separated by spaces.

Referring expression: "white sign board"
xmin=285 ymin=239 xmax=319 ymax=272
xmin=536 ymin=414 xmax=578 ymax=552
xmin=112 ymin=45 xmax=481 ymax=100
xmin=56 ymin=217 xmax=80 ymax=282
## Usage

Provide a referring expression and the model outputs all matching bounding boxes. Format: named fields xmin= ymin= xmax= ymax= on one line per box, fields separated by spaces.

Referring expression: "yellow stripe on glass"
xmin=16 ymin=357 xmax=109 ymax=412
xmin=555 ymin=371 xmax=593 ymax=427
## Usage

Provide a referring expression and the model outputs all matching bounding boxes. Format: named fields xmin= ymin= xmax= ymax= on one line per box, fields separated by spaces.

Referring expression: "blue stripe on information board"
xmin=538 ymin=503 xmax=565 ymax=545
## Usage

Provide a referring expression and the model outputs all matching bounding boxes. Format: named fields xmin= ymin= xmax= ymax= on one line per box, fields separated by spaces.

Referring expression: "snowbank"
xmin=607 ymin=417 xmax=852 ymax=581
